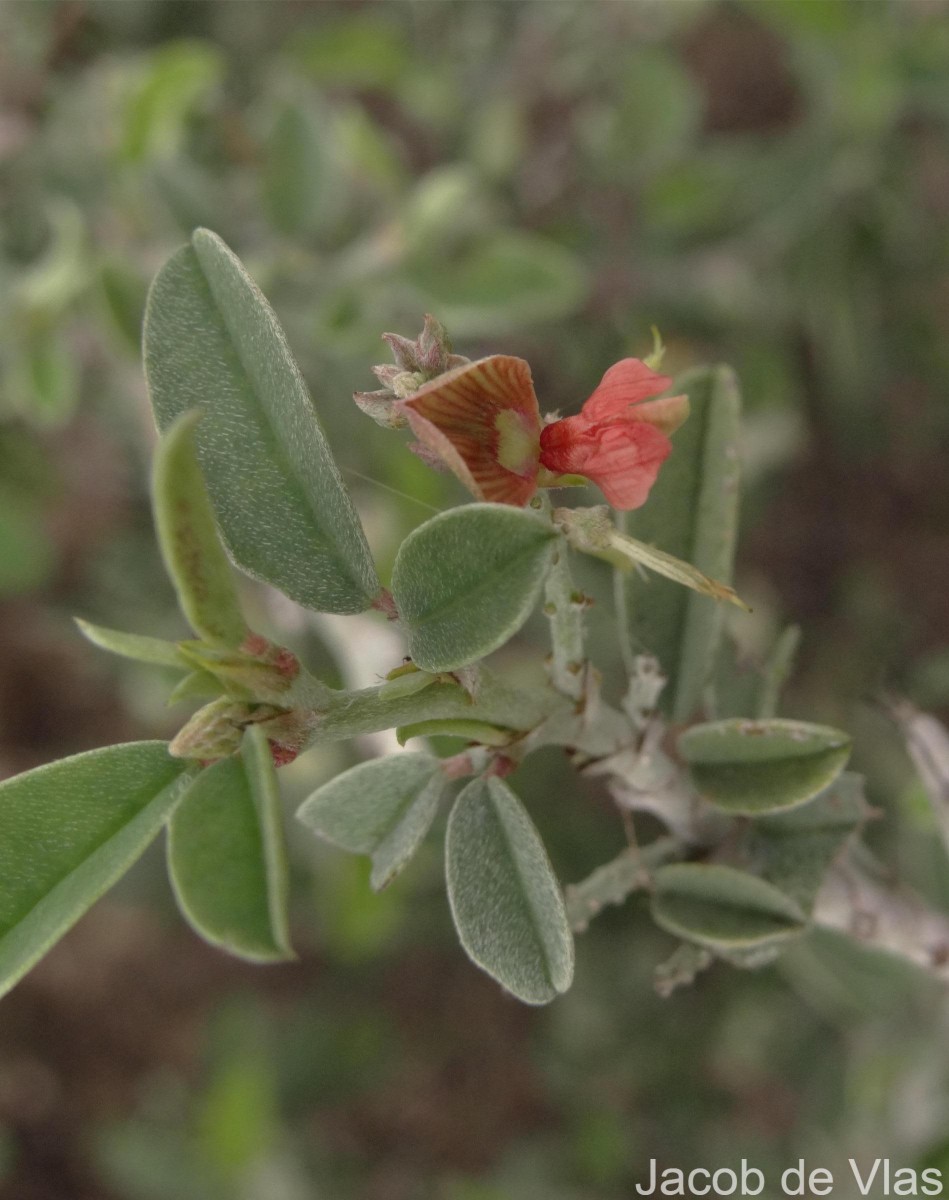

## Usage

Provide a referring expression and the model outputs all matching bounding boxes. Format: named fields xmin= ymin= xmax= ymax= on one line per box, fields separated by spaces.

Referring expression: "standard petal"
xmin=401 ymin=356 xmax=541 ymax=506
xmin=581 ymin=358 xmax=674 ymax=423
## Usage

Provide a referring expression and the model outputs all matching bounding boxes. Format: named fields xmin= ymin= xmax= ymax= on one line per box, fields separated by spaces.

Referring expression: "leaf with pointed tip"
xmin=152 ymin=409 xmax=249 ymax=648
xmin=167 ymin=669 xmax=227 ymax=704
xmin=651 ymin=863 xmax=806 ymax=953
xmin=167 ymin=726 xmax=293 ymax=962
xmin=445 ymin=775 xmax=573 ymax=1004
xmin=0 ymin=743 xmax=192 ymax=999
xmin=297 ymin=753 xmax=445 ymax=891
xmin=621 ymin=366 xmax=742 ymax=720
xmin=392 ymin=504 xmax=557 ymax=672
xmin=679 ymin=718 xmax=852 ymax=815
xmin=74 ymin=618 xmax=189 ymax=668
xmin=144 ymin=228 xmax=379 ymax=614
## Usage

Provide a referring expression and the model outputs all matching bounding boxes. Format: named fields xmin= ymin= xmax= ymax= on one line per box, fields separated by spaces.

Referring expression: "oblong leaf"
xmin=651 ymin=863 xmax=806 ymax=952
xmin=143 ymin=228 xmax=379 ymax=614
xmin=297 ymin=753 xmax=445 ymax=891
xmin=396 ymin=719 xmax=515 ymax=747
xmin=0 ymin=742 xmax=192 ymax=998
xmin=621 ymin=365 xmax=742 ymax=720
xmin=74 ymin=618 xmax=188 ymax=668
xmin=167 ymin=726 xmax=293 ymax=962
xmin=152 ymin=409 xmax=248 ymax=647
xmin=445 ymin=776 xmax=573 ymax=1004
xmin=391 ymin=503 xmax=556 ymax=672
xmin=679 ymin=718 xmax=852 ymax=815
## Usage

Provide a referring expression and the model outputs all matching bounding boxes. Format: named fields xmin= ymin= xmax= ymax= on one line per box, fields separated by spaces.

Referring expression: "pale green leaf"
xmin=651 ymin=863 xmax=806 ymax=952
xmin=748 ymin=772 xmax=869 ymax=911
xmin=297 ymin=752 xmax=445 ymax=891
xmin=391 ymin=504 xmax=557 ymax=672
xmin=621 ymin=366 xmax=742 ymax=720
xmin=264 ymin=101 xmax=340 ymax=237
xmin=120 ymin=41 xmax=223 ymax=163
xmin=0 ymin=743 xmax=192 ymax=998
xmin=74 ymin=618 xmax=188 ymax=669
xmin=143 ymin=228 xmax=379 ymax=614
xmin=152 ymin=409 xmax=248 ymax=648
xmin=410 ymin=231 xmax=589 ymax=336
xmin=396 ymin=718 xmax=515 ymax=747
xmin=679 ymin=718 xmax=852 ymax=815
xmin=445 ymin=775 xmax=574 ymax=1004
xmin=167 ymin=726 xmax=293 ymax=962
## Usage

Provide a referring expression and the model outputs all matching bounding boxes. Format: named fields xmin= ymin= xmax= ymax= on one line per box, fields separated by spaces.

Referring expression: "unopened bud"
xmin=169 ymin=698 xmax=254 ymax=761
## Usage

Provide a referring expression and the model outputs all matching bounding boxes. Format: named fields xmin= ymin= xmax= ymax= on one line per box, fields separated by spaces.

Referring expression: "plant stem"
xmin=302 ymin=671 xmax=557 ymax=748
xmin=565 ymin=836 xmax=683 ymax=932
xmin=543 ymin=535 xmax=587 ymax=702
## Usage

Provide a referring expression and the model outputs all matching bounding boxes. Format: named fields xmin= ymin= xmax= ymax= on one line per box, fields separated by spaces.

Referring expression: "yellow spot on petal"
xmin=495 ymin=409 xmax=540 ymax=475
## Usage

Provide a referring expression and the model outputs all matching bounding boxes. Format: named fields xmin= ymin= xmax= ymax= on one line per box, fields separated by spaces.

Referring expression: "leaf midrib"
xmin=408 ymin=532 xmax=554 ymax=632
xmin=190 ymin=244 xmax=372 ymax=604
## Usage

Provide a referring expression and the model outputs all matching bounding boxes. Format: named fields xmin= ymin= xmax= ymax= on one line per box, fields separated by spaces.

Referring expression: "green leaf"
xmin=391 ymin=504 xmax=557 ymax=672
xmin=445 ymin=776 xmax=574 ymax=1005
xmin=755 ymin=624 xmax=802 ymax=719
xmin=651 ymin=863 xmax=806 ymax=953
xmin=120 ymin=41 xmax=223 ymax=164
xmin=0 ymin=743 xmax=192 ymax=999
xmin=152 ymin=409 xmax=248 ymax=648
xmin=748 ymin=772 xmax=869 ymax=912
xmin=167 ymin=669 xmax=226 ymax=704
xmin=396 ymin=719 xmax=515 ymax=747
xmin=263 ymin=101 xmax=340 ymax=238
xmin=74 ymin=618 xmax=189 ymax=668
xmin=621 ymin=366 xmax=742 ymax=721
xmin=409 ymin=231 xmax=589 ymax=336
xmin=143 ymin=228 xmax=379 ymax=614
xmin=296 ymin=752 xmax=445 ymax=891
xmin=678 ymin=718 xmax=852 ymax=815
xmin=9 ymin=325 xmax=80 ymax=427
xmin=167 ymin=726 xmax=293 ymax=962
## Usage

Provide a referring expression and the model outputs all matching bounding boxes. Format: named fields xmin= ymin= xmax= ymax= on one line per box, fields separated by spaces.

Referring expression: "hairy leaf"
xmin=297 ymin=753 xmax=445 ymax=891
xmin=167 ymin=726 xmax=293 ymax=961
xmin=445 ymin=775 xmax=573 ymax=1004
xmin=392 ymin=504 xmax=556 ymax=672
xmin=621 ymin=366 xmax=742 ymax=720
xmin=144 ymin=228 xmax=379 ymax=614
xmin=0 ymin=743 xmax=192 ymax=998
xmin=651 ymin=863 xmax=806 ymax=953
xmin=679 ymin=718 xmax=852 ymax=815
xmin=74 ymin=618 xmax=188 ymax=668
xmin=152 ymin=409 xmax=248 ymax=647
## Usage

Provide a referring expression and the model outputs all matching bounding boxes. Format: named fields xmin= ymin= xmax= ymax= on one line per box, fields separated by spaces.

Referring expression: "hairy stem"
xmin=565 ymin=837 xmax=683 ymax=932
xmin=543 ymin=535 xmax=587 ymax=701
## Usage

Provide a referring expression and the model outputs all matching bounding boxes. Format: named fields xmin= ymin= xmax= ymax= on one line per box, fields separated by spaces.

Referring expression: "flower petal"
xmin=400 ymin=356 xmax=541 ymax=506
xmin=540 ymin=419 xmax=671 ymax=510
xmin=581 ymin=358 xmax=674 ymax=424
xmin=630 ymin=392 xmax=690 ymax=437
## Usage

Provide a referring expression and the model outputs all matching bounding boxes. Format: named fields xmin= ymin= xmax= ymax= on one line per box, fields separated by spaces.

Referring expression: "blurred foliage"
xmin=1 ymin=0 xmax=949 ymax=1197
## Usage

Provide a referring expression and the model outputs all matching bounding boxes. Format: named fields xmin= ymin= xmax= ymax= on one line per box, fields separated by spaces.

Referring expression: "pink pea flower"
xmin=398 ymin=355 xmax=688 ymax=511
xmin=538 ymin=358 xmax=689 ymax=509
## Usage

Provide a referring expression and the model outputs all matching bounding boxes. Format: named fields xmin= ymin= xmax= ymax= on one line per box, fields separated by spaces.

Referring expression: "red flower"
xmin=538 ymin=359 xmax=688 ymax=510
xmin=397 ymin=355 xmax=688 ymax=511
xmin=399 ymin=356 xmax=542 ymax=506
